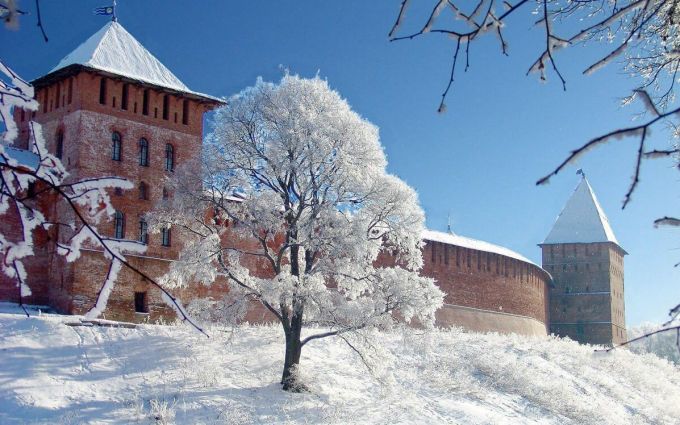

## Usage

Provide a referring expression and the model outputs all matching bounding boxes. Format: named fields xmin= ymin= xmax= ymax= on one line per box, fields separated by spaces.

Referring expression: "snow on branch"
xmin=154 ymin=74 xmax=443 ymax=390
xmin=0 ymin=60 xmax=205 ymax=335
xmin=538 ymin=91 xmax=678 ymax=209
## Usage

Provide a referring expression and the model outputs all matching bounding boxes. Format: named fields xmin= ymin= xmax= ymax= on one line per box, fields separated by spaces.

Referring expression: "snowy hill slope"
xmin=0 ymin=306 xmax=679 ymax=425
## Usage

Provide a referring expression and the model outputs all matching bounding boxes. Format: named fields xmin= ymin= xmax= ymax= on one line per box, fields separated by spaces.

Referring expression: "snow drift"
xmin=0 ymin=305 xmax=678 ymax=424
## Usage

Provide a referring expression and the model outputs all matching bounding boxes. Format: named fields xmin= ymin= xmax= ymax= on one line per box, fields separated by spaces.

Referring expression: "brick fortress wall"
xmin=1 ymin=69 xmax=222 ymax=321
xmin=542 ymin=242 xmax=626 ymax=345
xmin=422 ymin=241 xmax=550 ymax=335
xmin=1 ymin=69 xmax=551 ymax=335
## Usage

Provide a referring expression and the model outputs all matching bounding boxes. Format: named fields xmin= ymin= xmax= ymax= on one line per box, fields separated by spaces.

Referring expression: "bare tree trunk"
xmin=281 ymin=308 xmax=305 ymax=391
xmin=280 ymin=243 xmax=307 ymax=392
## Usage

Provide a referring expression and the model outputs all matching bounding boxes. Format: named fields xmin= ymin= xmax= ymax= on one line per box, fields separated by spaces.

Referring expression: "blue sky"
xmin=4 ymin=1 xmax=679 ymax=326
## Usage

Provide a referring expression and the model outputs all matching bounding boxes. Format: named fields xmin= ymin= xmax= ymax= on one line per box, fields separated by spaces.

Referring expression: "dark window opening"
xmin=20 ymin=109 xmax=25 ymax=122
xmin=142 ymin=89 xmax=149 ymax=115
xmin=114 ymin=211 xmax=125 ymax=239
xmin=114 ymin=187 xmax=123 ymax=196
xmin=99 ymin=77 xmax=107 ymax=105
xmin=576 ymin=324 xmax=585 ymax=336
xmin=139 ymin=219 xmax=148 ymax=244
xmin=162 ymin=94 xmax=169 ymax=120
xmin=55 ymin=83 xmax=61 ymax=109
xmin=42 ymin=89 xmax=47 ymax=113
xmin=112 ymin=97 xmax=116 ymax=108
xmin=165 ymin=144 xmax=174 ymax=171
xmin=182 ymin=99 xmax=189 ymax=125
xmin=27 ymin=182 xmax=36 ymax=198
xmin=134 ymin=292 xmax=148 ymax=313
xmin=134 ymin=102 xmax=138 ymax=114
xmin=121 ymin=84 xmax=129 ymax=110
xmin=67 ymin=78 xmax=73 ymax=104
xmin=162 ymin=187 xmax=169 ymax=200
xmin=139 ymin=181 xmax=148 ymax=200
xmin=174 ymin=112 xmax=177 ymax=123
xmin=139 ymin=138 xmax=149 ymax=166
xmin=112 ymin=131 xmax=122 ymax=161
xmin=161 ymin=227 xmax=171 ymax=247
xmin=154 ymin=107 xmax=158 ymax=118
xmin=55 ymin=130 xmax=64 ymax=159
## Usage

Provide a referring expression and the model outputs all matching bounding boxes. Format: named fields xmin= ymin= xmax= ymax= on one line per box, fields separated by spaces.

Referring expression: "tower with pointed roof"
xmin=7 ymin=21 xmax=223 ymax=319
xmin=541 ymin=176 xmax=627 ymax=346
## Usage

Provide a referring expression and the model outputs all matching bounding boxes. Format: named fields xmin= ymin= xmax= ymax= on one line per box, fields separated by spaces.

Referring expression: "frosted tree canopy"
xmin=152 ymin=74 xmax=444 ymax=390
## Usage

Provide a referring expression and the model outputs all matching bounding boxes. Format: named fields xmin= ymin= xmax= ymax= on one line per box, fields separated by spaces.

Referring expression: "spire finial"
xmin=576 ymin=168 xmax=585 ymax=178
xmin=447 ymin=211 xmax=452 ymax=234
xmin=112 ymin=0 xmax=117 ymax=22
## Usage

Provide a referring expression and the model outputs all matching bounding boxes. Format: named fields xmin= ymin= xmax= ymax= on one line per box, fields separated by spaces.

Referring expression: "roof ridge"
xmin=542 ymin=177 xmax=621 ymax=247
xmin=50 ymin=21 xmax=191 ymax=93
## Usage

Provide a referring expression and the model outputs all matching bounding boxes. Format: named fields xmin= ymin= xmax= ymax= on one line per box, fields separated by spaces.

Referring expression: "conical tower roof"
xmin=40 ymin=21 xmax=221 ymax=102
xmin=543 ymin=177 xmax=622 ymax=248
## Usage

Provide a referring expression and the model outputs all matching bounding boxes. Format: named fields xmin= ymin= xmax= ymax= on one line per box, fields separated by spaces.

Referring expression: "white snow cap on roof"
xmin=543 ymin=177 xmax=620 ymax=246
xmin=423 ymin=229 xmax=539 ymax=268
xmin=51 ymin=21 xmax=189 ymax=92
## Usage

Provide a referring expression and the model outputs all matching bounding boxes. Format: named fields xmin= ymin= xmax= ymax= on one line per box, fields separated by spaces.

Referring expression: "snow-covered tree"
xmin=151 ymin=74 xmax=444 ymax=391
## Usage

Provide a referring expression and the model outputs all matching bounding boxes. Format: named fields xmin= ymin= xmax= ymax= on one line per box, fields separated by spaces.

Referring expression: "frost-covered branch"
xmin=597 ymin=324 xmax=680 ymax=353
xmin=0 ymin=60 xmax=205 ymax=335
xmin=154 ymin=74 xmax=444 ymax=391
xmin=537 ymin=90 xmax=677 ymax=209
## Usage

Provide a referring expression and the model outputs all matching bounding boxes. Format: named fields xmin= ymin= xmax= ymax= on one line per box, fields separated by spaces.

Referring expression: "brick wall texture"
xmin=1 ymin=69 xmax=624 ymax=345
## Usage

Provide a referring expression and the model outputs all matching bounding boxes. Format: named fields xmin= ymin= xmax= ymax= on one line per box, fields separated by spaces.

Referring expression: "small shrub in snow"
xmin=148 ymin=397 xmax=176 ymax=425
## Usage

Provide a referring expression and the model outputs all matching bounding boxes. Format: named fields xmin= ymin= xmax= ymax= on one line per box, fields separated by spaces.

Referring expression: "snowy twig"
xmin=537 ymin=91 xmax=677 ymax=209
xmin=596 ymin=325 xmax=680 ymax=353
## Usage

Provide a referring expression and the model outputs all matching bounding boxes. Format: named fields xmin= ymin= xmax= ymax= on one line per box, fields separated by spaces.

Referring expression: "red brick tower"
xmin=5 ymin=21 xmax=222 ymax=320
xmin=540 ymin=176 xmax=627 ymax=346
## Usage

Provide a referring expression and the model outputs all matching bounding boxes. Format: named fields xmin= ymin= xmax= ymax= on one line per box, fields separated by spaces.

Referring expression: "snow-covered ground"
xmin=1 ymin=304 xmax=679 ymax=425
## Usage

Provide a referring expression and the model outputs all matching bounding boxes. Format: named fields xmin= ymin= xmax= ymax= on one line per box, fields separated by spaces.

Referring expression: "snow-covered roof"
xmin=49 ymin=21 xmax=221 ymax=102
xmin=543 ymin=177 xmax=620 ymax=246
xmin=423 ymin=229 xmax=539 ymax=268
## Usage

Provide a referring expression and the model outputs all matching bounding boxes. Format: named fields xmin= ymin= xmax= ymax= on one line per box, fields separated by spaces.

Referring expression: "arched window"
xmin=139 ymin=219 xmax=148 ymax=244
xmin=114 ymin=211 xmax=125 ymax=239
xmin=111 ymin=132 xmax=122 ymax=161
xmin=55 ymin=130 xmax=64 ymax=159
xmin=165 ymin=143 xmax=174 ymax=171
xmin=138 ymin=181 xmax=148 ymax=200
xmin=161 ymin=227 xmax=171 ymax=247
xmin=139 ymin=138 xmax=149 ymax=166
